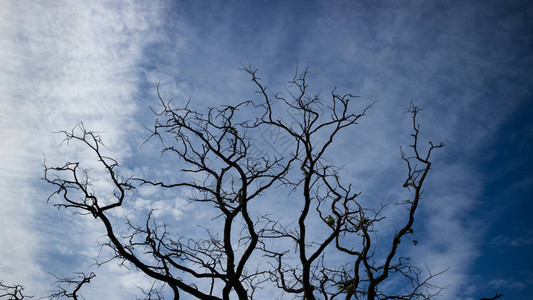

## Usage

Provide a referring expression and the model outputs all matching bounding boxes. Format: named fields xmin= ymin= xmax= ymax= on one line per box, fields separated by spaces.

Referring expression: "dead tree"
xmin=43 ymin=67 xmax=444 ymax=299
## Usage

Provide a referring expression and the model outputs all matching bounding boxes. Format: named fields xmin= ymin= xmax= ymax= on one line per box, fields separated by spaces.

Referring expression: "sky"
xmin=0 ymin=0 xmax=532 ymax=299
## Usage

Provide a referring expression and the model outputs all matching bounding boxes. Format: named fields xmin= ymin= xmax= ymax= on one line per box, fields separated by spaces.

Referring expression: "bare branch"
xmin=48 ymin=272 xmax=95 ymax=300
xmin=0 ymin=281 xmax=32 ymax=300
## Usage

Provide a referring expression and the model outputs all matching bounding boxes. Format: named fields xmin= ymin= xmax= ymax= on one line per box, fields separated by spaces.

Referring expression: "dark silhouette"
xmin=5 ymin=67 xmax=446 ymax=299
xmin=1 ymin=273 xmax=94 ymax=300
xmin=0 ymin=281 xmax=29 ymax=300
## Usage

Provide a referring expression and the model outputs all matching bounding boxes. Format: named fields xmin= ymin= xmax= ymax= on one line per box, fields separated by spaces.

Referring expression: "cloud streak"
xmin=0 ymin=1 xmax=170 ymax=297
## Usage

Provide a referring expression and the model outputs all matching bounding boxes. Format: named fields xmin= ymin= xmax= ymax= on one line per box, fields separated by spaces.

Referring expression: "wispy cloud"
xmin=488 ymin=278 xmax=527 ymax=290
xmin=0 ymin=0 xmax=170 ymax=296
xmin=492 ymin=232 xmax=533 ymax=247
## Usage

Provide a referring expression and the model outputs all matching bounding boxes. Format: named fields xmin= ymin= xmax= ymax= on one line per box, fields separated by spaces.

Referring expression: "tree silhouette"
xmin=32 ymin=67 xmax=445 ymax=299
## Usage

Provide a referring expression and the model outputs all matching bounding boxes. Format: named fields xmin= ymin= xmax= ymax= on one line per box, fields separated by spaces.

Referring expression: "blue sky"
xmin=0 ymin=0 xmax=532 ymax=299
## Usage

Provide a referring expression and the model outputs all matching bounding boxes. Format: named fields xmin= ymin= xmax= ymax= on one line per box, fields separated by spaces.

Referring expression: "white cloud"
xmin=0 ymin=0 xmax=171 ymax=297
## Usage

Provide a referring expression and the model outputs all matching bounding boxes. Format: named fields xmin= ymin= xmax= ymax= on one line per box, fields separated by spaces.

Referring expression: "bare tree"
xmin=39 ymin=67 xmax=444 ymax=299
